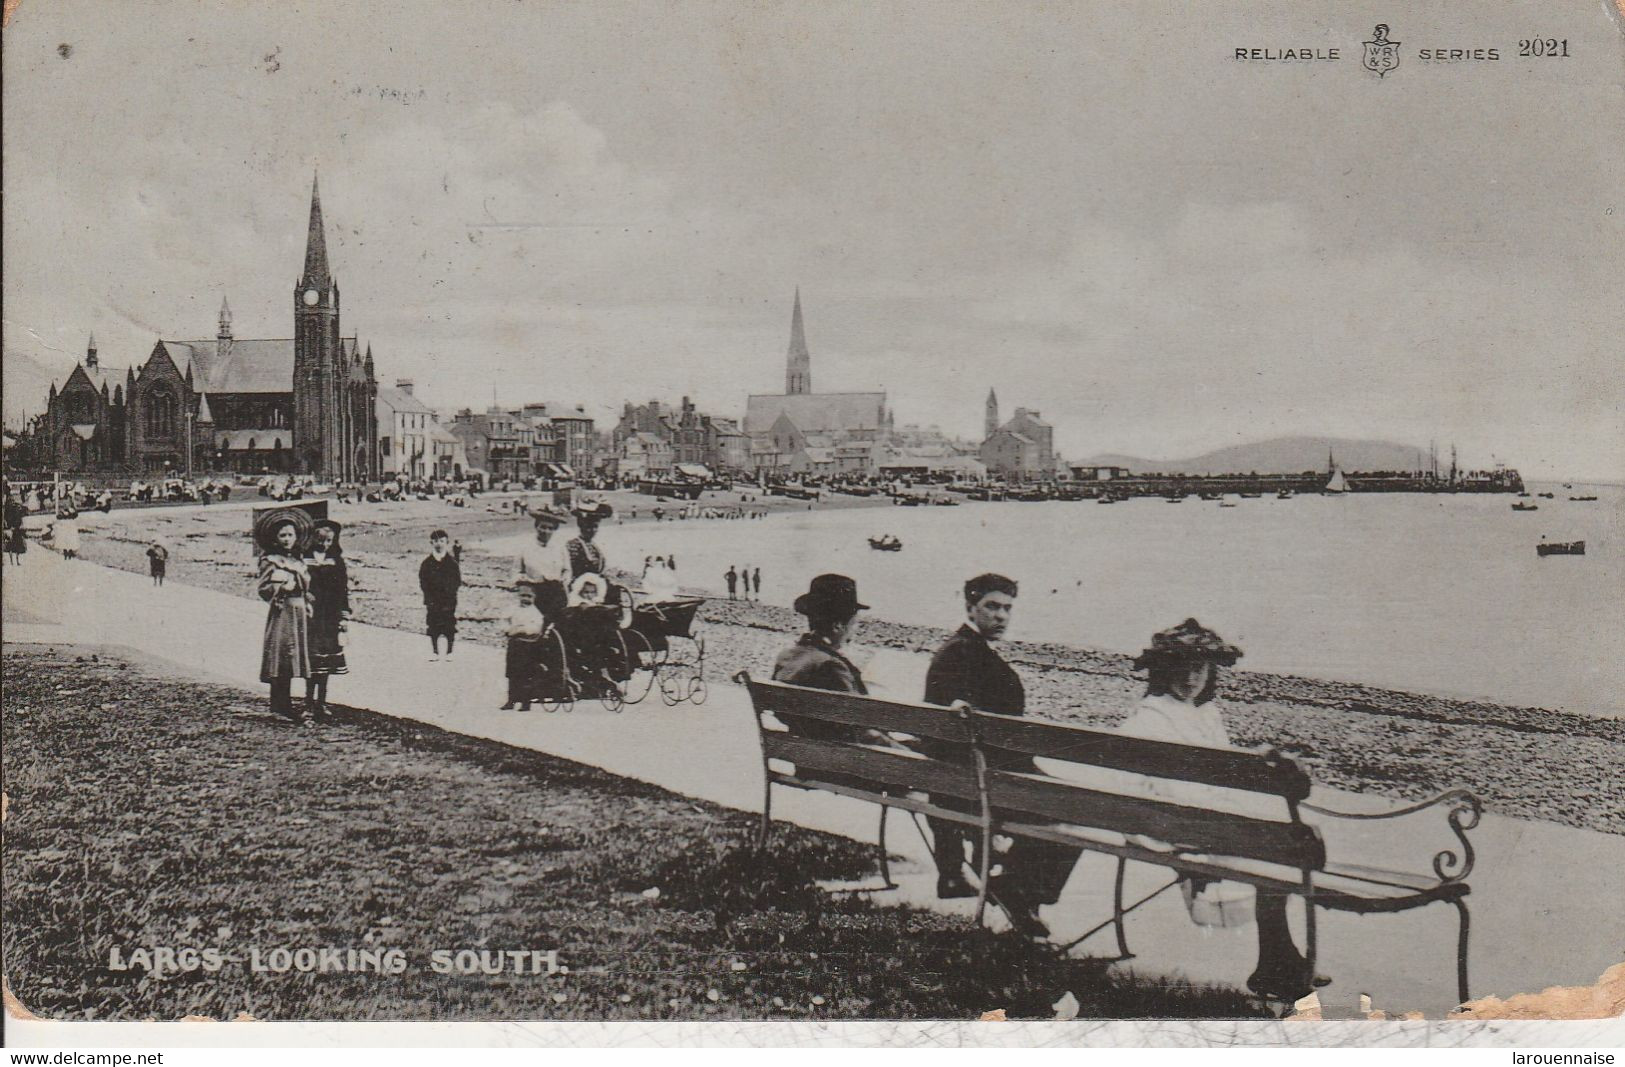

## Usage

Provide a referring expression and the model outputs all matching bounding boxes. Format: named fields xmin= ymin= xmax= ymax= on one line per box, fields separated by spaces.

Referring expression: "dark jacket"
xmin=418 ymin=553 xmax=462 ymax=609
xmin=923 ymin=624 xmax=1032 ymax=771
xmin=771 ymin=633 xmax=868 ymax=743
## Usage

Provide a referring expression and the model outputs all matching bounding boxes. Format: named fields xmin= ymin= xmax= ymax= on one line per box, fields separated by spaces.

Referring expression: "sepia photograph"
xmin=2 ymin=0 xmax=1622 ymax=1050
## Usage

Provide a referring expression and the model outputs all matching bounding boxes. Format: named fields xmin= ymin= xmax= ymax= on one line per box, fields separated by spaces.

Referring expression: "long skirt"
xmin=308 ymin=608 xmax=349 ymax=676
xmin=261 ymin=596 xmax=313 ymax=682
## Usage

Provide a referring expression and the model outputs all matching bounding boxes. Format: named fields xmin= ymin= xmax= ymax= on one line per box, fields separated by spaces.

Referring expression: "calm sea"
xmin=486 ymin=483 xmax=1624 ymax=716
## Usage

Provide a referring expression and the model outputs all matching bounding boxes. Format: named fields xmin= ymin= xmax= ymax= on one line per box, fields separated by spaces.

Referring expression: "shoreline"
xmin=58 ymin=494 xmax=1625 ymax=837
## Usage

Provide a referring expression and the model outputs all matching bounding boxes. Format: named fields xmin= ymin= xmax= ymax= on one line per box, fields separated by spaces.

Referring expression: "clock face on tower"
xmin=302 ymin=288 xmax=321 ymax=306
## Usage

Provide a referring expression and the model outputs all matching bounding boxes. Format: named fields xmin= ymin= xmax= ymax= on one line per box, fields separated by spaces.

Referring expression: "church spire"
xmin=984 ymin=387 xmax=999 ymax=441
xmin=302 ymin=171 xmax=330 ymax=286
xmin=785 ymin=287 xmax=812 ymax=395
xmin=218 ymin=295 xmax=232 ymax=338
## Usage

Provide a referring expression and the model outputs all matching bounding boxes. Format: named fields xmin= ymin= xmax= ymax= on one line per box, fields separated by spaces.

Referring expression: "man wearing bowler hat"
xmin=921 ymin=572 xmax=1081 ymax=938
xmin=772 ymin=575 xmax=879 ymax=748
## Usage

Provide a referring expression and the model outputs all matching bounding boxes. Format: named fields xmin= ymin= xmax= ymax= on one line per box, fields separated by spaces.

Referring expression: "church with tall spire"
xmin=744 ymin=289 xmax=891 ymax=474
xmin=39 ymin=173 xmax=380 ymax=478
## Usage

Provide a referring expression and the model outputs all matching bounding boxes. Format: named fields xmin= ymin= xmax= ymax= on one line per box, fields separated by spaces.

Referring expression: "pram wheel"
xmin=688 ymin=676 xmax=708 ymax=705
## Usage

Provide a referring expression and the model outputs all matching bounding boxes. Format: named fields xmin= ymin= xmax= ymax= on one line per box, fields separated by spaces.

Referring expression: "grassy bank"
xmin=1 ymin=644 xmax=1265 ymax=1022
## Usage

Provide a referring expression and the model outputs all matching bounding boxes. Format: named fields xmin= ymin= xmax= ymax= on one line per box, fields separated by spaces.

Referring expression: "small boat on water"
xmin=1537 ymin=492 xmax=1555 ymax=499
xmin=1276 ymin=490 xmax=1294 ymax=500
xmin=1324 ymin=469 xmax=1349 ymax=495
xmin=1512 ymin=502 xmax=1539 ymax=511
xmin=1239 ymin=492 xmax=1262 ymax=499
xmin=1537 ymin=540 xmax=1585 ymax=557
xmin=868 ymin=536 xmax=903 ymax=552
xmin=1219 ymin=501 xmax=1237 ymax=508
xmin=1164 ymin=495 xmax=1185 ymax=503
xmin=931 ymin=495 xmax=960 ymax=506
xmin=1199 ymin=490 xmax=1224 ymax=502
xmin=1517 ymin=492 xmax=1531 ymax=498
xmin=1570 ymin=495 xmax=1599 ymax=502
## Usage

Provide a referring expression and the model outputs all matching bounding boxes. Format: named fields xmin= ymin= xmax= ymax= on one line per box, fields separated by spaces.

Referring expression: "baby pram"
xmin=625 ymin=596 xmax=707 ymax=706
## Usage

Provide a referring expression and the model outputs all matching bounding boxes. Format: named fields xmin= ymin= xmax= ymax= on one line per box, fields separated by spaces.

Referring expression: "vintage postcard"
xmin=2 ymin=0 xmax=1622 ymax=1051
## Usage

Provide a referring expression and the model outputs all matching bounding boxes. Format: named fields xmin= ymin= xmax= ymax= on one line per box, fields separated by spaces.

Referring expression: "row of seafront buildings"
xmin=10 ymin=175 xmax=1070 ymax=486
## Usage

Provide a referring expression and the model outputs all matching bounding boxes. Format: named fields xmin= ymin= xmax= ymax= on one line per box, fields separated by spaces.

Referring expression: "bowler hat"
xmin=792 ymin=573 xmax=869 ymax=618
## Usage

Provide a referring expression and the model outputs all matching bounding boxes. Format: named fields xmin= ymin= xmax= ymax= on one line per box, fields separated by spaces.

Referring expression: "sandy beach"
xmin=65 ymin=493 xmax=1625 ymax=837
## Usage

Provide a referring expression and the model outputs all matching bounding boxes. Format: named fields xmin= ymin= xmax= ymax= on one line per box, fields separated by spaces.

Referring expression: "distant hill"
xmin=1077 ymin=436 xmax=1430 ymax=476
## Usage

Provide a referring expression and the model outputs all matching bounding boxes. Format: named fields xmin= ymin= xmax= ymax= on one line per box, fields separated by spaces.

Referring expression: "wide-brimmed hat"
xmin=253 ymin=506 xmax=313 ymax=554
xmin=532 ymin=508 xmax=568 ymax=530
xmin=792 ymin=573 xmax=869 ymax=618
xmin=572 ymin=496 xmax=613 ymax=520
xmin=1132 ymin=618 xmax=1243 ymax=671
xmin=311 ymin=518 xmax=343 ymax=538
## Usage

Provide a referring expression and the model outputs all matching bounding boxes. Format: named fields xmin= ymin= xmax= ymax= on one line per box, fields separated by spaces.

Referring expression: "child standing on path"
xmin=419 ymin=529 xmax=462 ymax=661
xmin=146 ymin=542 xmax=168 ymax=586
xmin=724 ymin=565 xmax=738 ymax=600
xmin=501 ymin=586 xmax=544 ymax=711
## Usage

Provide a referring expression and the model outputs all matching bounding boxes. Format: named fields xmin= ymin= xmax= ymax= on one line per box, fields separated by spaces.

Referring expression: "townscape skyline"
xmin=4 ymin=0 xmax=1621 ymax=481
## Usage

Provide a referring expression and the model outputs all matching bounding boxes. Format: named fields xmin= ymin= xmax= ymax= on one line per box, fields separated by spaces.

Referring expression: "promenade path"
xmin=3 ymin=546 xmax=1620 ymax=1019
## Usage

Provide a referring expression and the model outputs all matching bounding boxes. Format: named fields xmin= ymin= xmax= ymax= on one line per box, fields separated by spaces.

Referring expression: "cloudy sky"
xmin=4 ymin=0 xmax=1621 ymax=478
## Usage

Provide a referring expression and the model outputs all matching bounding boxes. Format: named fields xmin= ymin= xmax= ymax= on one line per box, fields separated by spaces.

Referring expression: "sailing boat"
xmin=1322 ymin=447 xmax=1348 ymax=495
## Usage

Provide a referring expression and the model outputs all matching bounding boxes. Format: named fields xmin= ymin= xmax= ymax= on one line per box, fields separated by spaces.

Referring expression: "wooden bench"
xmin=737 ymin=672 xmax=1482 ymax=1004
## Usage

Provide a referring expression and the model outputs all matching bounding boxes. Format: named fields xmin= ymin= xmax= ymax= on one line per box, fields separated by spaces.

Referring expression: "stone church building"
xmin=40 ymin=175 xmax=379 ymax=480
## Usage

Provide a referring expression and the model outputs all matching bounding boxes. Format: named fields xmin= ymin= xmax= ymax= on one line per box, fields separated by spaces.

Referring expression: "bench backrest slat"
xmin=972 ymin=714 xmax=1313 ymax=801
xmin=762 ymin=732 xmax=985 ymax=802
xmin=987 ymin=771 xmax=1326 ymax=871
xmin=745 ymin=678 xmax=976 ymax=743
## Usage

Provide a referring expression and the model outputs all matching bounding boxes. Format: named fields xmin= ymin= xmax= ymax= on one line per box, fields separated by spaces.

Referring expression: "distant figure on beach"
xmin=52 ymin=501 xmax=80 ymax=560
xmin=146 ymin=542 xmax=168 ymax=586
xmin=4 ymin=493 xmax=26 ymax=566
xmin=303 ymin=519 xmax=350 ymax=720
xmin=452 ymin=538 xmax=464 ymax=563
xmin=1117 ymin=618 xmax=1329 ymax=1002
xmin=724 ymin=565 xmax=738 ymax=600
xmin=752 ymin=566 xmax=761 ymax=600
xmin=255 ymin=514 xmax=314 ymax=725
xmin=419 ymin=529 xmax=462 ymax=661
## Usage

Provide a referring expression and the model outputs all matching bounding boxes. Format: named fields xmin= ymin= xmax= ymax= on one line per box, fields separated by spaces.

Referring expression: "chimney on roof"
xmin=396 ymin=379 xmax=414 ymax=395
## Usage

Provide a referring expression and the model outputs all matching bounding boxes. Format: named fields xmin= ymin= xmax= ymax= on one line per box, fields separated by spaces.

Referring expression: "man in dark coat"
xmin=922 ymin=573 xmax=1081 ymax=937
xmin=771 ymin=575 xmax=887 ymax=786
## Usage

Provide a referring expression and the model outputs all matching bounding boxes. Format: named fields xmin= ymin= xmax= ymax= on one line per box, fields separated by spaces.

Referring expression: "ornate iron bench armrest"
xmin=1300 ymin=788 xmax=1482 ymax=883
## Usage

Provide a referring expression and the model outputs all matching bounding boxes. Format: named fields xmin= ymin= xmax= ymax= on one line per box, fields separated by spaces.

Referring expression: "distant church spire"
xmin=218 ymin=295 xmax=232 ymax=339
xmin=984 ymin=388 xmax=999 ymax=441
xmin=302 ymin=171 xmax=330 ymax=286
xmin=86 ymin=333 xmax=98 ymax=369
xmin=785 ymin=287 xmax=812 ymax=395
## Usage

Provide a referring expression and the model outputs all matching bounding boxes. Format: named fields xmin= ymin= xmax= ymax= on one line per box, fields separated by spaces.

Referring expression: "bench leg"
xmin=1454 ymin=898 xmax=1471 ymax=1005
xmin=1113 ymin=856 xmax=1133 ymax=960
xmin=876 ymin=803 xmax=897 ymax=890
xmin=973 ymin=822 xmax=992 ymax=928
xmin=1303 ymin=893 xmax=1318 ymax=990
xmin=757 ymin=779 xmax=772 ymax=849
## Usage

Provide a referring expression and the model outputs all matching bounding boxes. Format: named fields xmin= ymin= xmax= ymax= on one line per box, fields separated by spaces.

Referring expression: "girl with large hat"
xmin=303 ymin=518 xmax=350 ymax=720
xmin=1118 ymin=618 xmax=1329 ymax=1001
xmin=254 ymin=508 xmax=315 ymax=724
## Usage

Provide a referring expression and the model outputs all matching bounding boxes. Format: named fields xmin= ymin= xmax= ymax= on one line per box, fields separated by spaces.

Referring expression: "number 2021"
xmin=1518 ymin=39 xmax=1570 ymax=57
